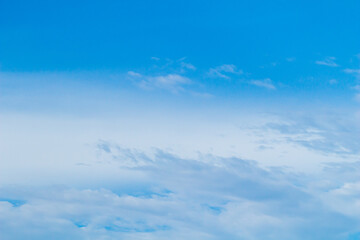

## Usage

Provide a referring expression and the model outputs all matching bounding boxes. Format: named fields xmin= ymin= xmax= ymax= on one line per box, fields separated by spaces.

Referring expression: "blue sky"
xmin=1 ymin=1 xmax=360 ymax=239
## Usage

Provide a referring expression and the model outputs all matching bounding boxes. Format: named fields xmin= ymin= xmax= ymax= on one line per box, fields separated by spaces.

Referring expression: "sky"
xmin=1 ymin=0 xmax=360 ymax=239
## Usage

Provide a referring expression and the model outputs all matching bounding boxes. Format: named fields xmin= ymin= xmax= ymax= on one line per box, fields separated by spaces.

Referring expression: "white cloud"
xmin=355 ymin=93 xmax=360 ymax=103
xmin=127 ymin=71 xmax=142 ymax=77
xmin=263 ymin=113 xmax=360 ymax=157
xmin=345 ymin=71 xmax=360 ymax=102
xmin=344 ymin=68 xmax=360 ymax=81
xmin=180 ymin=62 xmax=196 ymax=71
xmin=249 ymin=78 xmax=276 ymax=90
xmin=128 ymin=73 xmax=192 ymax=93
xmin=322 ymin=181 xmax=360 ymax=218
xmin=1 ymin=147 xmax=360 ymax=240
xmin=128 ymin=58 xmax=196 ymax=92
xmin=344 ymin=69 xmax=360 ymax=74
xmin=208 ymin=64 xmax=243 ymax=79
xmin=315 ymin=57 xmax=338 ymax=67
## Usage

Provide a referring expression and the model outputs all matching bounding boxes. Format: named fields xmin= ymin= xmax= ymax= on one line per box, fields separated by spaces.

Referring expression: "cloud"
xmin=1 ymin=145 xmax=360 ymax=240
xmin=128 ymin=72 xmax=192 ymax=93
xmin=208 ymin=64 xmax=243 ymax=79
xmin=344 ymin=70 xmax=360 ymax=101
xmin=321 ymin=170 xmax=360 ymax=218
xmin=315 ymin=57 xmax=339 ymax=67
xmin=262 ymin=113 xmax=360 ymax=156
xmin=344 ymin=69 xmax=360 ymax=74
xmin=2 ymin=64 xmax=360 ymax=239
xmin=344 ymin=69 xmax=360 ymax=81
xmin=180 ymin=61 xmax=196 ymax=71
xmin=149 ymin=57 xmax=196 ymax=74
xmin=176 ymin=57 xmax=196 ymax=71
xmin=127 ymin=71 xmax=142 ymax=77
xmin=127 ymin=57 xmax=197 ymax=93
xmin=249 ymin=78 xmax=276 ymax=90
xmin=355 ymin=93 xmax=360 ymax=103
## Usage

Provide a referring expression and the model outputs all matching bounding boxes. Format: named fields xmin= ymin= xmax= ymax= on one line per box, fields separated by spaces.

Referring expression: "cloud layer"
xmin=1 ymin=143 xmax=360 ymax=240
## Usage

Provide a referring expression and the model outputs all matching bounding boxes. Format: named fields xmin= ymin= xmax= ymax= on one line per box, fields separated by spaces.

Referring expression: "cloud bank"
xmin=1 ymin=143 xmax=359 ymax=240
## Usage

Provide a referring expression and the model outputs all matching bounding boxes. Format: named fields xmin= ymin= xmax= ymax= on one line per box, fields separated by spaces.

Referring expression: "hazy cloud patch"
xmin=0 ymin=146 xmax=359 ymax=240
xmin=316 ymin=57 xmax=339 ymax=67
xmin=249 ymin=78 xmax=276 ymax=90
xmin=208 ymin=64 xmax=243 ymax=79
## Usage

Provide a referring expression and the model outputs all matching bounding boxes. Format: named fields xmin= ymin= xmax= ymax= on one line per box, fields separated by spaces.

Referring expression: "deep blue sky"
xmin=1 ymin=0 xmax=359 ymax=71
xmin=1 ymin=0 xmax=360 ymax=110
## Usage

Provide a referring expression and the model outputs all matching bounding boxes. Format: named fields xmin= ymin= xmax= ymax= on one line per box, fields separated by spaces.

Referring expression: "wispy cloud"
xmin=344 ymin=69 xmax=360 ymax=74
xmin=1 ymin=145 xmax=360 ymax=240
xmin=315 ymin=57 xmax=339 ymax=67
xmin=344 ymin=68 xmax=360 ymax=81
xmin=149 ymin=57 xmax=196 ymax=74
xmin=249 ymin=78 xmax=276 ymax=90
xmin=354 ymin=93 xmax=360 ymax=103
xmin=128 ymin=72 xmax=192 ymax=93
xmin=127 ymin=71 xmax=142 ymax=77
xmin=180 ymin=61 xmax=196 ymax=71
xmin=262 ymin=113 xmax=360 ymax=156
xmin=345 ymin=69 xmax=360 ymax=101
xmin=208 ymin=64 xmax=243 ymax=79
xmin=177 ymin=57 xmax=196 ymax=72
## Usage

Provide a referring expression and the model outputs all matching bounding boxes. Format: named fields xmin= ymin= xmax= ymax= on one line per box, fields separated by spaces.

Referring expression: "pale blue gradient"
xmin=0 ymin=1 xmax=360 ymax=239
